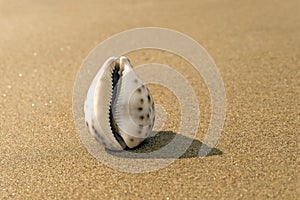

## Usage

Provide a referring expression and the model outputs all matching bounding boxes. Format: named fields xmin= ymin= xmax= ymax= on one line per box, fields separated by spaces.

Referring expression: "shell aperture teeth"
xmin=109 ymin=64 xmax=127 ymax=149
xmin=84 ymin=56 xmax=155 ymax=151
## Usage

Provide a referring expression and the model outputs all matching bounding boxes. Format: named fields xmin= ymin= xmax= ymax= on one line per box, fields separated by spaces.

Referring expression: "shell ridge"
xmin=92 ymin=57 xmax=123 ymax=150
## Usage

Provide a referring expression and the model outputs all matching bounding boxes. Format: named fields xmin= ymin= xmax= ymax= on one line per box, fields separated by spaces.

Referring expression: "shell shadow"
xmin=106 ymin=131 xmax=223 ymax=159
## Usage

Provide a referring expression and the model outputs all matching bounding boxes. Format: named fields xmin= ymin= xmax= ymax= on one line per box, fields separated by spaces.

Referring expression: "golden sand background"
xmin=0 ymin=0 xmax=299 ymax=199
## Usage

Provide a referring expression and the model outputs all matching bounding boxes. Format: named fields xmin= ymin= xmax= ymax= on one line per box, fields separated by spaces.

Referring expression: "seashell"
xmin=84 ymin=56 xmax=155 ymax=151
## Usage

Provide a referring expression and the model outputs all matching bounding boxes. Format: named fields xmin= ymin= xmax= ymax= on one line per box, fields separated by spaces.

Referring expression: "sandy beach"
xmin=0 ymin=0 xmax=299 ymax=199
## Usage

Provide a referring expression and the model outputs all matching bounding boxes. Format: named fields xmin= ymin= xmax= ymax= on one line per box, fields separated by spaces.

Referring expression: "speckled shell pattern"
xmin=84 ymin=56 xmax=155 ymax=151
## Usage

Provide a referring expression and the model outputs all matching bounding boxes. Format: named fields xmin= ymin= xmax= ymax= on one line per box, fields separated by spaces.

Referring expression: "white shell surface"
xmin=84 ymin=56 xmax=155 ymax=150
xmin=112 ymin=56 xmax=155 ymax=148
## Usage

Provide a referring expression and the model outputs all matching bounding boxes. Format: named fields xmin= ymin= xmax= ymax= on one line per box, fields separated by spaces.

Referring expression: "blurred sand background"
xmin=0 ymin=0 xmax=299 ymax=199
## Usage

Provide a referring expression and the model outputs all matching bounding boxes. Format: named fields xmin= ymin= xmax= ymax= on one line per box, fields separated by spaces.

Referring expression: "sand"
xmin=0 ymin=0 xmax=299 ymax=199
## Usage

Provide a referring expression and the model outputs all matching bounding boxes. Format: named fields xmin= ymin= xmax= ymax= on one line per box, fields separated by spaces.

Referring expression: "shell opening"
xmin=109 ymin=62 xmax=128 ymax=149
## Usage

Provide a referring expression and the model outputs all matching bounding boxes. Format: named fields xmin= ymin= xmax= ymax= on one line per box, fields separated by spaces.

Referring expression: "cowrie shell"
xmin=84 ymin=56 xmax=155 ymax=151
